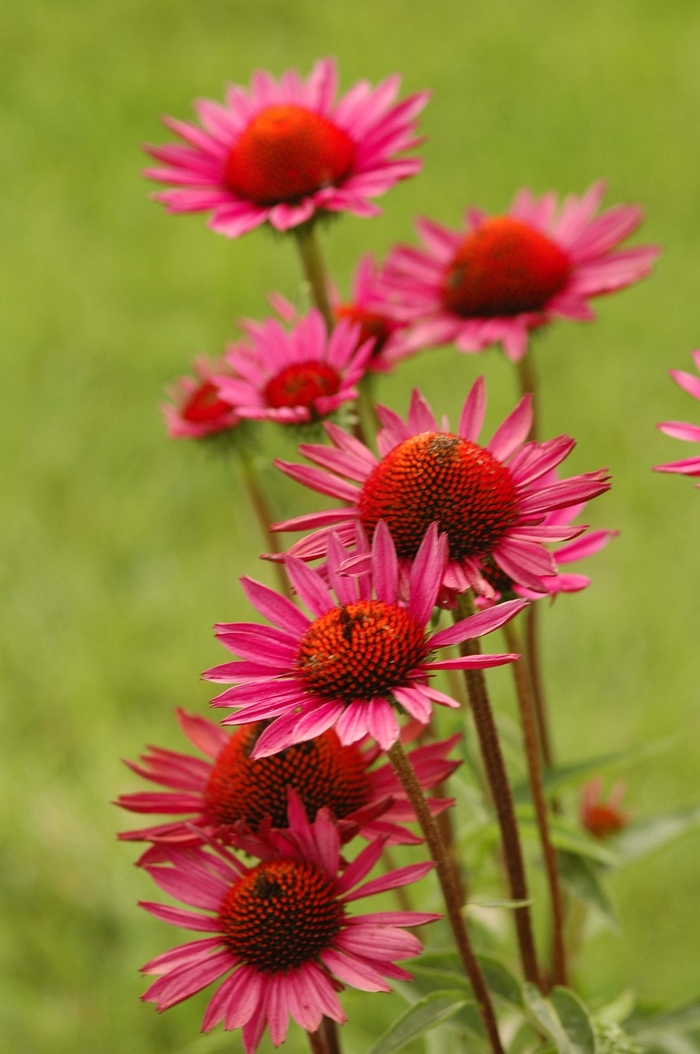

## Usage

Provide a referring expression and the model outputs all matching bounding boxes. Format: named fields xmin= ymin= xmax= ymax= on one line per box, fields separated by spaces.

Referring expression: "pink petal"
xmin=458 ymin=376 xmax=486 ymax=442
xmin=320 ymin=947 xmax=391 ymax=992
xmin=344 ymin=861 xmax=434 ymax=902
xmin=429 ymin=597 xmax=528 ymax=647
xmin=488 ymin=394 xmax=532 ymax=461
xmin=176 ymin=709 xmax=228 ymax=759
xmin=371 ymin=520 xmax=399 ymax=603
xmin=408 ymin=522 xmax=445 ymax=625
xmin=240 ymin=576 xmax=311 ymax=636
xmin=367 ymin=697 xmax=400 ymax=750
xmin=285 ymin=557 xmax=335 ymax=616
xmin=274 ymin=459 xmax=361 ymax=502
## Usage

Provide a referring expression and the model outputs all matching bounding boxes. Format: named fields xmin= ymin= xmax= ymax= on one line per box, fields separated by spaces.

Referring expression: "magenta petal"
xmin=343 ymin=860 xmax=434 ymax=902
xmin=429 ymin=597 xmax=528 ymax=647
xmin=142 ymin=949 xmax=234 ymax=1011
xmin=392 ymin=685 xmax=432 ymax=723
xmin=336 ymin=836 xmax=386 ymax=893
xmin=371 ymin=521 xmax=399 ymax=603
xmin=320 ymin=947 xmax=391 ymax=992
xmin=285 ymin=557 xmax=335 ymax=616
xmin=408 ymin=522 xmax=444 ymax=625
xmin=458 ymin=376 xmax=487 ymax=442
xmin=240 ymin=576 xmax=311 ymax=636
xmin=367 ymin=697 xmax=400 ymax=750
xmin=225 ymin=966 xmax=265 ymax=1029
xmin=286 ymin=968 xmax=323 ymax=1033
xmin=139 ymin=902 xmax=221 ymax=932
xmin=423 ymin=653 xmax=519 ymax=671
xmin=488 ymin=394 xmax=532 ymax=461
xmin=293 ymin=701 xmax=345 ymax=741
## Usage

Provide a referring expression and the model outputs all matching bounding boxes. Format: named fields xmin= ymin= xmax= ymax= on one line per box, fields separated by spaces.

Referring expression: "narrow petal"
xmin=429 ymin=598 xmax=528 ymax=647
xmin=285 ymin=557 xmax=335 ymax=616
xmin=371 ymin=520 xmax=399 ymax=603
xmin=488 ymin=395 xmax=532 ymax=461
xmin=458 ymin=376 xmax=486 ymax=441
xmin=240 ymin=576 xmax=311 ymax=636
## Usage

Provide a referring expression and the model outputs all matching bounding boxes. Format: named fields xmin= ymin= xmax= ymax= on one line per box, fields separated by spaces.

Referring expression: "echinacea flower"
xmin=203 ymin=521 xmax=525 ymax=756
xmin=162 ymin=356 xmax=240 ymax=439
xmin=477 ymin=482 xmax=617 ymax=605
xmin=579 ymin=777 xmax=629 ymax=840
xmin=333 ymin=254 xmax=405 ymax=371
xmin=139 ymin=792 xmax=438 ymax=1051
xmin=655 ymin=350 xmax=700 ymax=483
xmin=214 ymin=308 xmax=372 ymax=425
xmin=144 ymin=58 xmax=429 ymax=237
xmin=116 ymin=708 xmax=460 ymax=849
xmin=273 ymin=379 xmax=611 ymax=598
xmin=379 ymin=182 xmax=659 ymax=363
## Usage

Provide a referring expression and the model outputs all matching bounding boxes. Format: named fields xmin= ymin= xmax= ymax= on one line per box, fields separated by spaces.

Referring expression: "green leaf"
xmin=557 ymin=850 xmax=619 ymax=931
xmin=595 ymin=990 xmax=636 ymax=1026
xmin=524 ymin=983 xmax=573 ymax=1054
xmin=465 ymin=898 xmax=535 ymax=911
xmin=628 ymin=1000 xmax=700 ymax=1038
xmin=517 ymin=812 xmax=621 ymax=866
xmin=550 ymin=988 xmax=598 ymax=1054
xmin=475 ymin=954 xmax=524 ymax=1008
xmin=614 ymin=807 xmax=700 ymax=864
xmin=367 ymin=991 xmax=471 ymax=1054
xmin=513 ymin=740 xmax=678 ymax=805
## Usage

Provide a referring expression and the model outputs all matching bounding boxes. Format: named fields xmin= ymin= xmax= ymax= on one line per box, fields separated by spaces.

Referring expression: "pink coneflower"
xmin=655 ymin=351 xmax=700 ymax=483
xmin=162 ymin=356 xmax=240 ymax=439
xmin=273 ymin=379 xmax=611 ymax=598
xmin=203 ymin=521 xmax=525 ymax=757
xmin=379 ymin=182 xmax=659 ymax=363
xmin=140 ymin=792 xmax=438 ymax=1050
xmin=116 ymin=709 xmax=460 ymax=849
xmin=214 ymin=309 xmax=372 ymax=425
xmin=579 ymin=778 xmax=629 ymax=840
xmin=477 ymin=484 xmax=617 ymax=605
xmin=144 ymin=58 xmax=428 ymax=237
xmin=333 ymin=254 xmax=404 ymax=371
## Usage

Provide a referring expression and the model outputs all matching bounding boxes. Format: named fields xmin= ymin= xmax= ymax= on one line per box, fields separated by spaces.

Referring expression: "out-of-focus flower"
xmin=580 ymin=777 xmax=629 ymax=840
xmin=214 ymin=309 xmax=372 ymax=425
xmin=162 ymin=356 xmax=240 ymax=439
xmin=139 ymin=792 xmax=439 ymax=1050
xmin=203 ymin=521 xmax=525 ymax=756
xmin=116 ymin=708 xmax=460 ymax=850
xmin=333 ymin=254 xmax=405 ymax=371
xmin=273 ymin=379 xmax=610 ymax=598
xmin=144 ymin=58 xmax=428 ymax=237
xmin=378 ymin=183 xmax=659 ymax=363
xmin=655 ymin=350 xmax=700 ymax=483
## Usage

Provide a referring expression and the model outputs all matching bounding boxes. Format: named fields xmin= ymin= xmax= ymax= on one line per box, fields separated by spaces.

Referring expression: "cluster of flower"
xmin=115 ymin=54 xmax=700 ymax=1053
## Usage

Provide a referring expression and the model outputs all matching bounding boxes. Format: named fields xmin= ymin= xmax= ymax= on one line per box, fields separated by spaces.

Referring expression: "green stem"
xmin=387 ymin=741 xmax=504 ymax=1054
xmin=503 ymin=620 xmax=568 ymax=988
xmin=524 ymin=604 xmax=554 ymax=769
xmin=238 ymin=447 xmax=293 ymax=601
xmin=515 ymin=347 xmax=539 ymax=443
xmin=454 ymin=592 xmax=542 ymax=989
xmin=294 ymin=222 xmax=335 ymax=332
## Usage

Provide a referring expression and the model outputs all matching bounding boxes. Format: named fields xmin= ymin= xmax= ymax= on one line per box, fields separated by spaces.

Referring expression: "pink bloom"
xmin=579 ymin=778 xmax=629 ymax=840
xmin=162 ymin=356 xmax=240 ymax=439
xmin=273 ymin=379 xmax=611 ymax=598
xmin=144 ymin=58 xmax=429 ymax=237
xmin=378 ymin=182 xmax=659 ymax=364
xmin=655 ymin=350 xmax=700 ymax=483
xmin=214 ymin=308 xmax=372 ymax=425
xmin=333 ymin=254 xmax=406 ymax=371
xmin=139 ymin=792 xmax=439 ymax=1050
xmin=477 ymin=480 xmax=618 ymax=605
xmin=203 ymin=521 xmax=525 ymax=756
xmin=116 ymin=709 xmax=460 ymax=850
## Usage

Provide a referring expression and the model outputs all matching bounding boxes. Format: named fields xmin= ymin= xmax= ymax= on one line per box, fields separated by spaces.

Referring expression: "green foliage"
xmin=367 ymin=991 xmax=471 ymax=1054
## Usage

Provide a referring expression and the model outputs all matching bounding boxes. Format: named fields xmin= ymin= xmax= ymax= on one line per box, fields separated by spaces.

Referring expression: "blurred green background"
xmin=2 ymin=0 xmax=700 ymax=1050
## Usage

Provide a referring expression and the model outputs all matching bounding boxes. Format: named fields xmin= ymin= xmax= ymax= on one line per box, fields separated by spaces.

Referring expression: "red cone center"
xmin=224 ymin=104 xmax=355 ymax=206
xmin=359 ymin=432 xmax=519 ymax=561
xmin=442 ymin=216 xmax=571 ymax=317
xmin=298 ymin=599 xmax=429 ymax=702
xmin=335 ymin=304 xmax=392 ymax=360
xmin=582 ymin=804 xmax=626 ymax=840
xmin=264 ymin=360 xmax=341 ymax=412
xmin=203 ymin=724 xmax=371 ymax=829
xmin=182 ymin=381 xmax=232 ymax=424
xmin=219 ymin=858 xmax=344 ymax=971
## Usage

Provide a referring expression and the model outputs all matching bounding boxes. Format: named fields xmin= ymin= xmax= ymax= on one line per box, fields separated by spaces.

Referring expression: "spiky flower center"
xmin=264 ymin=360 xmax=341 ymax=411
xmin=224 ymin=104 xmax=355 ymax=206
xmin=335 ymin=304 xmax=391 ymax=360
xmin=182 ymin=381 xmax=232 ymax=424
xmin=203 ymin=724 xmax=371 ymax=829
xmin=298 ymin=599 xmax=429 ymax=702
xmin=219 ymin=858 xmax=344 ymax=971
xmin=442 ymin=216 xmax=571 ymax=318
xmin=359 ymin=432 xmax=519 ymax=561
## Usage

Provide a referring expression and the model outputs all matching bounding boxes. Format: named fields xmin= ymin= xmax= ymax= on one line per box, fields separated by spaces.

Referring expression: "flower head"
xmin=203 ymin=521 xmax=525 ymax=756
xmin=580 ymin=778 xmax=629 ymax=840
xmin=273 ymin=379 xmax=610 ymax=598
xmin=139 ymin=792 xmax=438 ymax=1051
xmin=213 ymin=308 xmax=372 ymax=425
xmin=379 ymin=182 xmax=659 ymax=363
xmin=117 ymin=708 xmax=460 ymax=850
xmin=162 ymin=356 xmax=240 ymax=439
xmin=145 ymin=58 xmax=429 ymax=237
xmin=655 ymin=351 xmax=700 ymax=483
xmin=333 ymin=254 xmax=405 ymax=371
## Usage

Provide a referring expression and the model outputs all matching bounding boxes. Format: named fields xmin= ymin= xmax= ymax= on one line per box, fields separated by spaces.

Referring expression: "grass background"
xmin=2 ymin=0 xmax=700 ymax=1050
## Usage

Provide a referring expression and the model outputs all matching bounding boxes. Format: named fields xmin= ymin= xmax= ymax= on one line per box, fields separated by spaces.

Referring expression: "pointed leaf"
xmin=628 ymin=1001 xmax=700 ymax=1039
xmin=557 ymin=851 xmax=618 ymax=932
xmin=614 ymin=806 xmax=700 ymax=863
xmin=550 ymin=988 xmax=598 ymax=1054
xmin=367 ymin=991 xmax=470 ymax=1054
xmin=475 ymin=954 xmax=524 ymax=1008
xmin=523 ymin=982 xmax=573 ymax=1054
